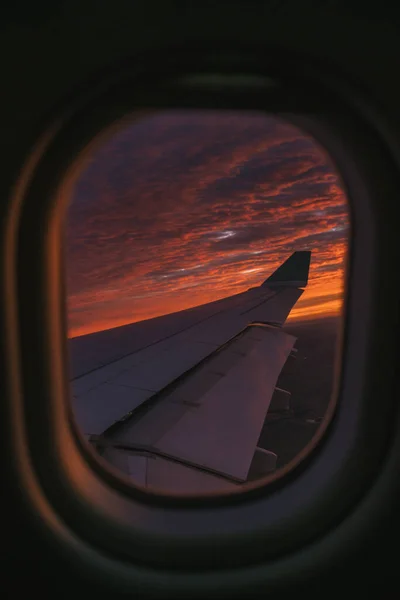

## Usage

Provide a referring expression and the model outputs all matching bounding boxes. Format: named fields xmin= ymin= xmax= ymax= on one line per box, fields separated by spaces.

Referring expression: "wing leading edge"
xmin=70 ymin=251 xmax=311 ymax=492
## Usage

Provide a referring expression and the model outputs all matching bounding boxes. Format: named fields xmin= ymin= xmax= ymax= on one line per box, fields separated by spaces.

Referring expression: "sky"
xmin=65 ymin=110 xmax=349 ymax=339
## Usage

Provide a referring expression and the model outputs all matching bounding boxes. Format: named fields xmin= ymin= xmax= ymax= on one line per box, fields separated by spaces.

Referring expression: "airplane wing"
xmin=70 ymin=251 xmax=311 ymax=492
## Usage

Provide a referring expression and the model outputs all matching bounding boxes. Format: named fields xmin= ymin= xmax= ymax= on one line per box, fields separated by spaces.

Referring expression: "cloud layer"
xmin=66 ymin=110 xmax=349 ymax=338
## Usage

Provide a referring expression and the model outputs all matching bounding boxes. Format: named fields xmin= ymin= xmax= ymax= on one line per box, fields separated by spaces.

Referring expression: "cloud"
xmin=65 ymin=110 xmax=349 ymax=337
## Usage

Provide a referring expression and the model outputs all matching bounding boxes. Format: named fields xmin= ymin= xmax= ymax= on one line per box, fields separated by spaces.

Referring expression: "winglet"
xmin=262 ymin=251 xmax=311 ymax=288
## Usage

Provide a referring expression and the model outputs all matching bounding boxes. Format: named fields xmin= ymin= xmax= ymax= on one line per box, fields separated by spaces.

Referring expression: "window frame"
xmin=4 ymin=46 xmax=400 ymax=591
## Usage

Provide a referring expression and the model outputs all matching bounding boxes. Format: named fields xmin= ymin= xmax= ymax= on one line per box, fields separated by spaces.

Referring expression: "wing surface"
xmin=70 ymin=251 xmax=311 ymax=465
xmin=103 ymin=324 xmax=296 ymax=482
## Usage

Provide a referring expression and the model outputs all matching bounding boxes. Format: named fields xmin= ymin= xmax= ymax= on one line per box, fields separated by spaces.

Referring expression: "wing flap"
xmin=107 ymin=325 xmax=296 ymax=481
xmin=101 ymin=448 xmax=240 ymax=493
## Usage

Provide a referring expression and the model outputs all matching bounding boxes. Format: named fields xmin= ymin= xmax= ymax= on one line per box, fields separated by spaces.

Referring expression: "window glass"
xmin=66 ymin=110 xmax=349 ymax=495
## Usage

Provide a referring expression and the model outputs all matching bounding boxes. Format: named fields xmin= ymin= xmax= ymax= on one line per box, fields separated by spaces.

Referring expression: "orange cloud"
xmin=66 ymin=110 xmax=349 ymax=339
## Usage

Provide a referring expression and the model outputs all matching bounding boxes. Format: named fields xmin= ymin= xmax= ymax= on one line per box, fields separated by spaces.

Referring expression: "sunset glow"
xmin=66 ymin=110 xmax=349 ymax=338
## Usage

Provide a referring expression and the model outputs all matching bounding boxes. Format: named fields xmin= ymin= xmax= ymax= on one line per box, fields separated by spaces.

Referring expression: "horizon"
xmin=68 ymin=314 xmax=340 ymax=340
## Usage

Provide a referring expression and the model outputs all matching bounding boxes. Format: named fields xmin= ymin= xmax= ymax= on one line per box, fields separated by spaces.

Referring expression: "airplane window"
xmin=65 ymin=109 xmax=349 ymax=495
